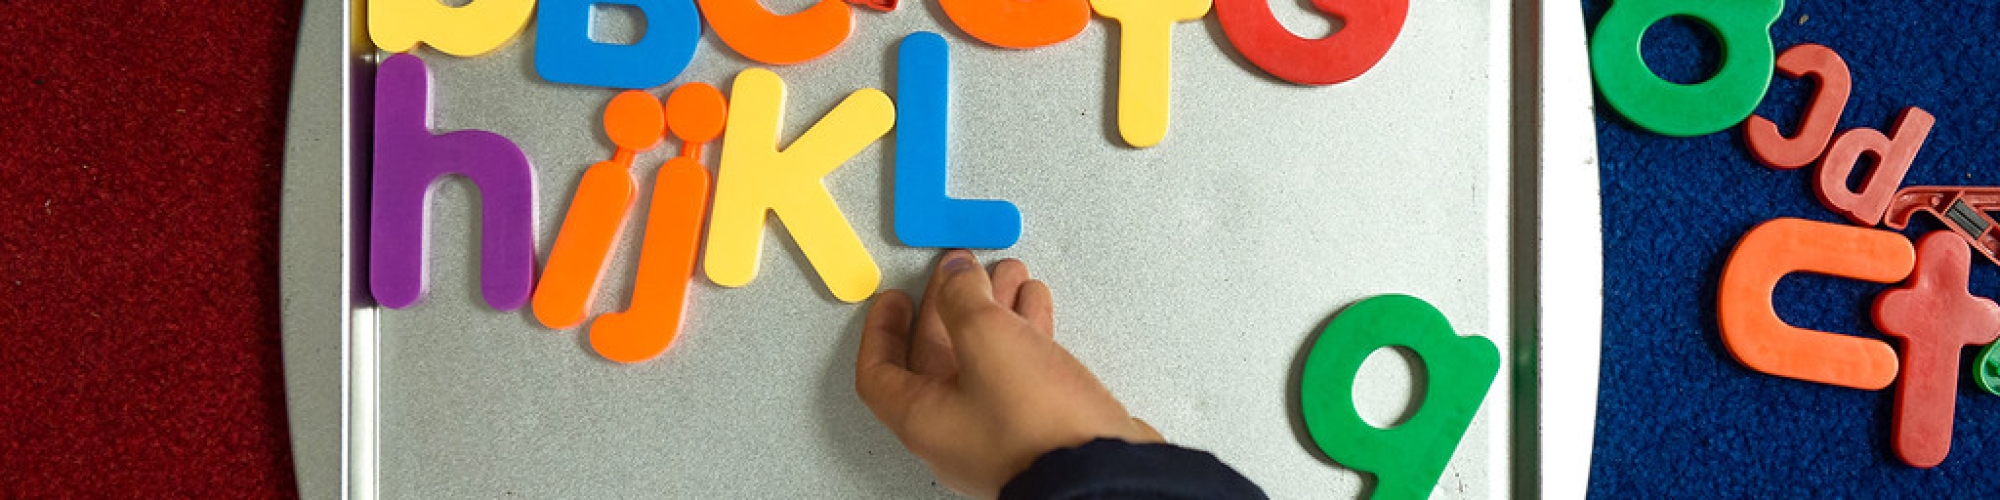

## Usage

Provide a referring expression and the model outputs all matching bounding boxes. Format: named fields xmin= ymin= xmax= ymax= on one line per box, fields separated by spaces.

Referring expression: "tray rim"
xmin=276 ymin=1 xmax=1605 ymax=497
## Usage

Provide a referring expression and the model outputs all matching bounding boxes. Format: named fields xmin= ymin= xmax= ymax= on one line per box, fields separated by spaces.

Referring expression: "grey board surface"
xmin=313 ymin=0 xmax=1513 ymax=497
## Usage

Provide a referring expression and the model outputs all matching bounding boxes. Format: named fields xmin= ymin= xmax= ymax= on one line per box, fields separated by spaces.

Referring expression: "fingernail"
xmin=943 ymin=254 xmax=975 ymax=274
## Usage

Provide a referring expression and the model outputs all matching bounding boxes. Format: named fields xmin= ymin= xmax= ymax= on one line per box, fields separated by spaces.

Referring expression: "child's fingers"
xmin=936 ymin=254 xmax=1027 ymax=365
xmin=989 ymin=259 xmax=1030 ymax=310
xmin=856 ymin=290 xmax=920 ymax=425
xmin=1015 ymin=279 xmax=1055 ymax=336
xmin=909 ymin=250 xmax=971 ymax=375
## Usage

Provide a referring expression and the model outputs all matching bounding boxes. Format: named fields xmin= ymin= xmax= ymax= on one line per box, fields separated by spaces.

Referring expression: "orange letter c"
xmin=1718 ymin=217 xmax=1913 ymax=390
xmin=696 ymin=0 xmax=852 ymax=65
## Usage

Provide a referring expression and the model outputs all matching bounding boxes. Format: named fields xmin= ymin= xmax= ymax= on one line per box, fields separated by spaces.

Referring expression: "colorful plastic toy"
xmin=696 ymin=0 xmax=853 ymax=65
xmin=893 ymin=33 xmax=1022 ymax=249
xmin=704 ymin=69 xmax=894 ymax=303
xmin=370 ymin=54 xmax=539 ymax=311
xmin=844 ymin=0 xmax=898 ymax=11
xmin=1873 ymin=231 xmax=2000 ymax=468
xmin=590 ymin=83 xmax=728 ymax=364
xmin=535 ymin=0 xmax=702 ymax=89
xmin=940 ymin=0 xmax=1090 ymax=49
xmin=368 ymin=0 xmax=535 ymax=56
xmin=1213 ymin=0 xmax=1407 ymax=86
xmin=1588 ymin=0 xmax=1781 ymax=137
xmin=1744 ymin=43 xmax=1850 ymax=170
xmin=533 ymin=91 xmax=664 ymax=330
xmin=1975 ymin=342 xmax=2000 ymax=396
xmin=1884 ymin=186 xmax=2000 ymax=267
xmin=1300 ymin=294 xmax=1498 ymax=500
xmin=1816 ymin=107 xmax=1934 ymax=226
xmin=1090 ymin=0 xmax=1212 ymax=149
xmin=1717 ymin=218 xmax=1912 ymax=390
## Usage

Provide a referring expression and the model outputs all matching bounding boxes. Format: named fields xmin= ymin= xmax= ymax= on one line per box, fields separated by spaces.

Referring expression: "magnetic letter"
xmin=1744 ymin=43 xmax=1850 ymax=170
xmin=939 ymin=0 xmax=1090 ymax=49
xmin=893 ymin=32 xmax=1023 ymax=249
xmin=1872 ymin=232 xmax=2000 ymax=468
xmin=704 ymin=69 xmax=894 ymax=303
xmin=1300 ymin=294 xmax=1499 ymax=500
xmin=1588 ymin=0 xmax=1781 ymax=137
xmin=1817 ymin=107 xmax=1935 ymax=227
xmin=695 ymin=0 xmax=852 ymax=65
xmin=1717 ymin=218 xmax=1912 ymax=390
xmin=533 ymin=91 xmax=665 ymax=330
xmin=590 ymin=83 xmax=729 ymax=364
xmin=535 ymin=0 xmax=702 ymax=89
xmin=369 ymin=0 xmax=536 ymax=56
xmin=371 ymin=54 xmax=538 ymax=311
xmin=1090 ymin=0 xmax=1212 ymax=149
xmin=1214 ymin=0 xmax=1408 ymax=86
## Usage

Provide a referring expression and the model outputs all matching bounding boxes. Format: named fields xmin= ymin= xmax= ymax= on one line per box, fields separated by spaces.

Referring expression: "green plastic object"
xmin=1300 ymin=294 xmax=1500 ymax=500
xmin=1976 ymin=341 xmax=2000 ymax=396
xmin=1588 ymin=0 xmax=1783 ymax=137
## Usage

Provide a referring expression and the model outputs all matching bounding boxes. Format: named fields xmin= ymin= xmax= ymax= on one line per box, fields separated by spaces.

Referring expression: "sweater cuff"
xmin=999 ymin=438 xmax=1268 ymax=499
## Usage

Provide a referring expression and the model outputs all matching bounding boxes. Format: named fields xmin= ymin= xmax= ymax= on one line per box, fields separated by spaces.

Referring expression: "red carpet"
xmin=1 ymin=2 xmax=302 ymax=497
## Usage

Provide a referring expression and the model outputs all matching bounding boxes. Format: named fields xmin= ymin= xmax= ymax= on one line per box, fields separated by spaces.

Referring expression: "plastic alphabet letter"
xmin=939 ymin=0 xmax=1091 ymax=49
xmin=370 ymin=54 xmax=539 ymax=311
xmin=369 ymin=0 xmax=536 ymax=56
xmin=533 ymin=91 xmax=665 ymax=330
xmin=1744 ymin=43 xmax=1850 ymax=170
xmin=695 ymin=0 xmax=852 ymax=65
xmin=1872 ymin=232 xmax=2000 ymax=468
xmin=591 ymin=83 xmax=729 ymax=364
xmin=1090 ymin=0 xmax=1212 ymax=148
xmin=704 ymin=69 xmax=894 ymax=303
xmin=1588 ymin=0 xmax=1781 ymax=137
xmin=535 ymin=0 xmax=703 ymax=89
xmin=1300 ymin=294 xmax=1499 ymax=500
xmin=893 ymin=32 xmax=1023 ymax=249
xmin=1817 ymin=107 xmax=1935 ymax=227
xmin=1717 ymin=218 xmax=1912 ymax=390
xmin=1213 ymin=0 xmax=1408 ymax=86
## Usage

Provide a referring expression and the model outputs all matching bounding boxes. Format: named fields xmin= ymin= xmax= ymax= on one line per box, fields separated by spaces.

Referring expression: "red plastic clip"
xmin=844 ymin=0 xmax=897 ymax=11
xmin=1885 ymin=187 xmax=2000 ymax=266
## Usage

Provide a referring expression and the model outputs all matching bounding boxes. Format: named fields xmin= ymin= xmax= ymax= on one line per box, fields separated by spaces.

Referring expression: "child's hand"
xmin=855 ymin=250 xmax=1162 ymax=499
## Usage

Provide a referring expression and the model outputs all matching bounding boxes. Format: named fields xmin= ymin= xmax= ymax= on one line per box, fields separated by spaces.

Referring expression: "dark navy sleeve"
xmin=998 ymin=438 xmax=1268 ymax=500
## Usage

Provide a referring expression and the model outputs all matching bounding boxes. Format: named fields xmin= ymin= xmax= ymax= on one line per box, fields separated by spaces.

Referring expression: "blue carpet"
xmin=1584 ymin=1 xmax=2000 ymax=496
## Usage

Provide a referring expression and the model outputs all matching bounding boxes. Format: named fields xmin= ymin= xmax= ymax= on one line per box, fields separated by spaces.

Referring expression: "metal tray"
xmin=280 ymin=0 xmax=1602 ymax=497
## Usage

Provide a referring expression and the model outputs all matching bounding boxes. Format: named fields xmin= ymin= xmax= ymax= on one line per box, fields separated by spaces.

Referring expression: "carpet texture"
xmin=0 ymin=1 xmax=302 ymax=497
xmin=1585 ymin=0 xmax=2000 ymax=496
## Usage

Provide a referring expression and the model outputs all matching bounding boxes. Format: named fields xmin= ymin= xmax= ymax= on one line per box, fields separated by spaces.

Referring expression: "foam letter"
xmin=1744 ymin=44 xmax=1850 ymax=170
xmin=695 ymin=0 xmax=852 ymax=65
xmin=893 ymin=33 xmax=1022 ymax=249
xmin=704 ymin=69 xmax=893 ymax=303
xmin=591 ymin=83 xmax=729 ymax=363
xmin=1588 ymin=0 xmax=1781 ymax=137
xmin=1300 ymin=294 xmax=1499 ymax=500
xmin=533 ymin=91 xmax=665 ymax=330
xmin=535 ymin=0 xmax=702 ymax=89
xmin=1213 ymin=0 xmax=1407 ymax=86
xmin=1717 ymin=218 xmax=1912 ymax=390
xmin=369 ymin=0 xmax=536 ymax=56
xmin=939 ymin=0 xmax=1090 ymax=49
xmin=1817 ymin=107 xmax=1935 ymax=227
xmin=370 ymin=54 xmax=538 ymax=311
xmin=1872 ymin=232 xmax=2000 ymax=468
xmin=1090 ymin=0 xmax=1211 ymax=148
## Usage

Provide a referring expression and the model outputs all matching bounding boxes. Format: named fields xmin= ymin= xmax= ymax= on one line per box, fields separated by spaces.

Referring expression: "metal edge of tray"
xmin=280 ymin=0 xmax=375 ymax=498
xmin=1527 ymin=0 xmax=1605 ymax=497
